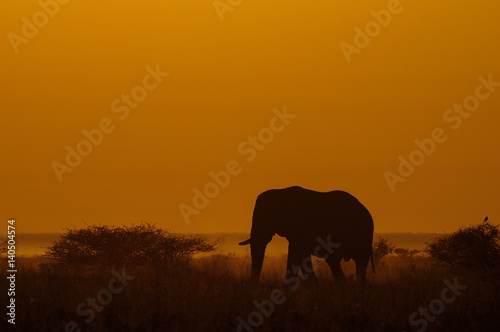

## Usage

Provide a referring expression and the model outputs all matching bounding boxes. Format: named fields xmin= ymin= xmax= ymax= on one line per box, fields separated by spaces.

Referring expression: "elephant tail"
xmin=371 ymin=252 xmax=376 ymax=273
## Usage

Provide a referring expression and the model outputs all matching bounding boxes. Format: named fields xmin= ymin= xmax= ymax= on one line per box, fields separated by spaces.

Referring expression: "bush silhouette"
xmin=394 ymin=248 xmax=421 ymax=258
xmin=46 ymin=223 xmax=217 ymax=268
xmin=425 ymin=218 xmax=500 ymax=277
xmin=372 ymin=236 xmax=395 ymax=264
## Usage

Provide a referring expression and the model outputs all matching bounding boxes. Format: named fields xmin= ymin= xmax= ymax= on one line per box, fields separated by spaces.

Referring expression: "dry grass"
xmin=1 ymin=254 xmax=499 ymax=331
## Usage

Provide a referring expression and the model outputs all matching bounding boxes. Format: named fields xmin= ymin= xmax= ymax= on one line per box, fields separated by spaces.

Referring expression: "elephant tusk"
xmin=239 ymin=238 xmax=251 ymax=245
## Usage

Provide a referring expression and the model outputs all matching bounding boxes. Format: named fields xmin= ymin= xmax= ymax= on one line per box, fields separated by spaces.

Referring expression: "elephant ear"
xmin=239 ymin=238 xmax=251 ymax=246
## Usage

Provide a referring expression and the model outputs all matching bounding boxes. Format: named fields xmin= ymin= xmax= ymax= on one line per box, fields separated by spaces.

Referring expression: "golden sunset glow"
xmin=1 ymin=0 xmax=499 ymax=235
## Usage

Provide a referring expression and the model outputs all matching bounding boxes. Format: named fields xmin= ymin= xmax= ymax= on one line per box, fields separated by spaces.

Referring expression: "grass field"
xmin=1 ymin=254 xmax=499 ymax=332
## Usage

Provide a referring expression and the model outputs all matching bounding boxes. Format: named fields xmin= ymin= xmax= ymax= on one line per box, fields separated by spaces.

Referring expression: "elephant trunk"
xmin=249 ymin=227 xmax=273 ymax=281
xmin=250 ymin=240 xmax=267 ymax=281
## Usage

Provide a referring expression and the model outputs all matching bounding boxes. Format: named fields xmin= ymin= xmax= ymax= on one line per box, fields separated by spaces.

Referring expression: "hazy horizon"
xmin=1 ymin=231 xmax=446 ymax=256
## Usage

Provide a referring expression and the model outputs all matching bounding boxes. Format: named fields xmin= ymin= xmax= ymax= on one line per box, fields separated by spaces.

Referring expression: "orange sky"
xmin=1 ymin=0 xmax=499 ymax=234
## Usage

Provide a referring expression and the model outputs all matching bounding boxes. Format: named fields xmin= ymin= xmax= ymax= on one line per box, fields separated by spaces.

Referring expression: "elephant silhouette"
xmin=239 ymin=186 xmax=375 ymax=282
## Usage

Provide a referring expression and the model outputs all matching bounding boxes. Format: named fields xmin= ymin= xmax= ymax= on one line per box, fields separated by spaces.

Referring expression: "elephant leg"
xmin=302 ymin=256 xmax=318 ymax=282
xmin=326 ymin=257 xmax=345 ymax=281
xmin=355 ymin=257 xmax=369 ymax=283
xmin=308 ymin=266 xmax=318 ymax=281
xmin=287 ymin=242 xmax=317 ymax=281
xmin=286 ymin=242 xmax=302 ymax=278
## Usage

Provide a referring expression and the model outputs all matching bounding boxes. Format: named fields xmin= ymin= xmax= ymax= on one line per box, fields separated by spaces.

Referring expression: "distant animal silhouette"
xmin=239 ymin=186 xmax=374 ymax=282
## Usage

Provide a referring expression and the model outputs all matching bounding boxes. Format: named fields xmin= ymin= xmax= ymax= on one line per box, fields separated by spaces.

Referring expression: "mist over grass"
xmin=0 ymin=232 xmax=442 ymax=256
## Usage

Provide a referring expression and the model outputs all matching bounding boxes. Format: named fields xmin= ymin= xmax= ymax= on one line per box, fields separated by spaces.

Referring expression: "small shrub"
xmin=45 ymin=223 xmax=217 ymax=268
xmin=425 ymin=218 xmax=500 ymax=277
xmin=394 ymin=248 xmax=421 ymax=258
xmin=372 ymin=236 xmax=396 ymax=264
